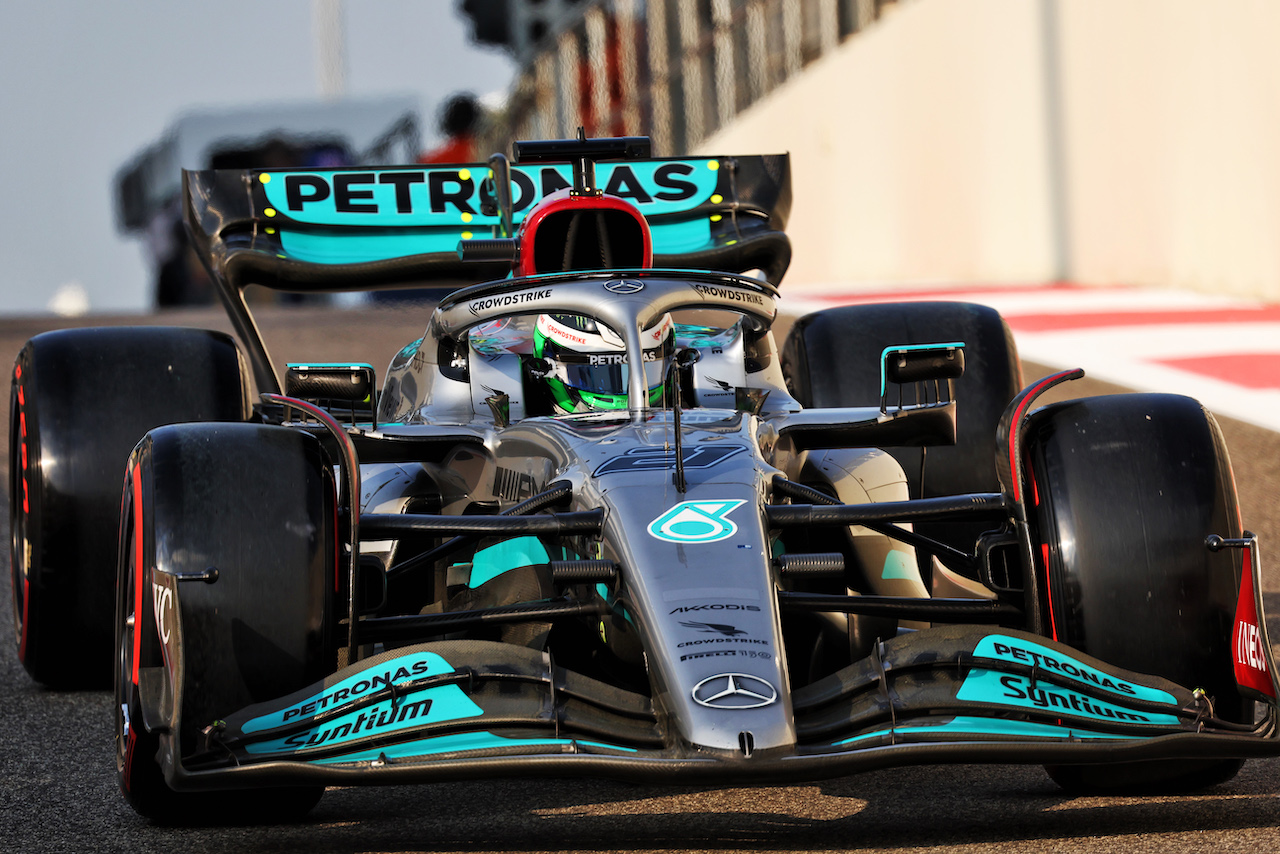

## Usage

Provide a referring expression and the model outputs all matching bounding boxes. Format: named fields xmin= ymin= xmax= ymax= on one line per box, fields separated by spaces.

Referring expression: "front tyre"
xmin=116 ymin=423 xmax=334 ymax=823
xmin=1027 ymin=393 xmax=1250 ymax=792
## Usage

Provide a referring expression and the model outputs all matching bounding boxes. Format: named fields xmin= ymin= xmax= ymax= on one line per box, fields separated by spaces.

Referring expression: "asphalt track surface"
xmin=2 ymin=304 xmax=1278 ymax=853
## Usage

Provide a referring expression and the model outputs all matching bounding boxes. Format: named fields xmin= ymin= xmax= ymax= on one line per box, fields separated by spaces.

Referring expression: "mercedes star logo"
xmin=604 ymin=279 xmax=645 ymax=294
xmin=691 ymin=673 xmax=778 ymax=709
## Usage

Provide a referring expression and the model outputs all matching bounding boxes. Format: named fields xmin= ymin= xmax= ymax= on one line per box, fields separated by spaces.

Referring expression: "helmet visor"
xmin=551 ymin=347 xmax=669 ymax=396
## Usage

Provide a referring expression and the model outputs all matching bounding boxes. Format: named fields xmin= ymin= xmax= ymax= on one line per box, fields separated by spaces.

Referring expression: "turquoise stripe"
xmin=314 ymin=732 xmax=638 ymax=764
xmin=881 ymin=550 xmax=916 ymax=580
xmin=244 ymin=683 xmax=483 ymax=754
xmin=957 ymin=670 xmax=1180 ymax=725
xmin=469 ymin=536 xmax=550 ymax=588
xmin=834 ymin=715 xmax=1135 ymax=746
xmin=972 ymin=635 xmax=1177 ymax=704
xmin=649 ymin=219 xmax=711 ymax=253
xmin=242 ymin=650 xmax=456 ymax=734
xmin=279 ymin=229 xmax=462 ymax=263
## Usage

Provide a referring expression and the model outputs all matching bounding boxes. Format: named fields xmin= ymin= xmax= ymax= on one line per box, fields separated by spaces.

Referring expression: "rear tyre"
xmin=11 ymin=327 xmax=250 ymax=687
xmin=1027 ymin=394 xmax=1250 ymax=792
xmin=781 ymin=302 xmax=1022 ymax=557
xmin=116 ymin=423 xmax=335 ymax=823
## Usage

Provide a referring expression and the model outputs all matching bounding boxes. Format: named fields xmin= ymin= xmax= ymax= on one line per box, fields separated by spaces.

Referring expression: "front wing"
xmin=159 ymin=626 xmax=1280 ymax=792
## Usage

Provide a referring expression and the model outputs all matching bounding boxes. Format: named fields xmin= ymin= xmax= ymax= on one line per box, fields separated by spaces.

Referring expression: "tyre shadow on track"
xmin=192 ymin=761 xmax=1280 ymax=854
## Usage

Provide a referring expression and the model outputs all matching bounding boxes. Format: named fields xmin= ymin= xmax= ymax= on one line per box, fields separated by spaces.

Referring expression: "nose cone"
xmin=600 ymin=481 xmax=796 ymax=753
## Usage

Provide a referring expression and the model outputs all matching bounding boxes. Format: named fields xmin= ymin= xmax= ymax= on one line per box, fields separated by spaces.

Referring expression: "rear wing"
xmin=184 ymin=155 xmax=792 ymax=295
xmin=183 ymin=153 xmax=790 ymax=395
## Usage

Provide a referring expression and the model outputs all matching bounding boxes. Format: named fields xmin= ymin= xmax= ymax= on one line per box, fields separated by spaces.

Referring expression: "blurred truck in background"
xmin=114 ymin=97 xmax=420 ymax=307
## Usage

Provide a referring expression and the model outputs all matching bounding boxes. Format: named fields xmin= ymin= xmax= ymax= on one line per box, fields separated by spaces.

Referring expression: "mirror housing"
xmin=884 ymin=344 xmax=965 ymax=385
xmin=879 ymin=343 xmax=965 ymax=416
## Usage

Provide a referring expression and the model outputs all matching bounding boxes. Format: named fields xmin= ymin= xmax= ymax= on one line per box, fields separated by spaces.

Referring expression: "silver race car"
xmin=10 ymin=136 xmax=1279 ymax=822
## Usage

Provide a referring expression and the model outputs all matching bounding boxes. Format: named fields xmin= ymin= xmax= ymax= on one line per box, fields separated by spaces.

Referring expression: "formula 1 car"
xmin=10 ymin=135 xmax=1279 ymax=823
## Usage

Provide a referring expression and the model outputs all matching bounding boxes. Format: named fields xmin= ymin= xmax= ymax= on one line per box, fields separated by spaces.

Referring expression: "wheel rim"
xmin=117 ymin=609 xmax=136 ymax=780
xmin=116 ymin=478 xmax=140 ymax=781
xmin=10 ymin=368 xmax=30 ymax=656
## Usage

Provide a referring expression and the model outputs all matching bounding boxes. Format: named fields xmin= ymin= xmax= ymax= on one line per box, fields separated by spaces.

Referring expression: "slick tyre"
xmin=116 ymin=423 xmax=335 ymax=823
xmin=11 ymin=327 xmax=250 ymax=687
xmin=781 ymin=302 xmax=1021 ymax=557
xmin=1027 ymin=393 xmax=1251 ymax=792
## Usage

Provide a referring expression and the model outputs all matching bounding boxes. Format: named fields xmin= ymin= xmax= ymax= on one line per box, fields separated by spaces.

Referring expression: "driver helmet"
xmin=533 ymin=313 xmax=674 ymax=413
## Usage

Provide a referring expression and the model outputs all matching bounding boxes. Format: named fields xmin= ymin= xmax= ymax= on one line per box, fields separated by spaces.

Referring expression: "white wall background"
xmin=702 ymin=0 xmax=1280 ymax=300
